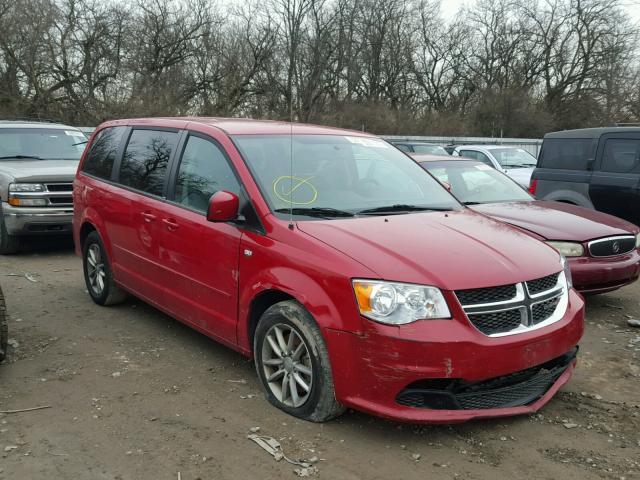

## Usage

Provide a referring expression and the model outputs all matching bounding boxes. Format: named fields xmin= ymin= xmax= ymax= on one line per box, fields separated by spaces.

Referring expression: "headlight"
xmin=8 ymin=198 xmax=48 ymax=207
xmin=546 ymin=241 xmax=584 ymax=257
xmin=352 ymin=280 xmax=451 ymax=325
xmin=560 ymin=256 xmax=573 ymax=289
xmin=9 ymin=183 xmax=45 ymax=192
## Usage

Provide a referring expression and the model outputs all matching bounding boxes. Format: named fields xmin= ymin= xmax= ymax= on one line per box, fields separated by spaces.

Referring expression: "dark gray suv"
xmin=531 ymin=127 xmax=640 ymax=226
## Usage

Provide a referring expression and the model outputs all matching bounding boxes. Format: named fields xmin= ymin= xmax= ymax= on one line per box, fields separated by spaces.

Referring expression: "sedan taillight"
xmin=528 ymin=178 xmax=538 ymax=196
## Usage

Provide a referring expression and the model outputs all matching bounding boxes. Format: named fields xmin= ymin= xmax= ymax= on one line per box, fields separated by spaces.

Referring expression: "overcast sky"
xmin=439 ymin=0 xmax=640 ymax=23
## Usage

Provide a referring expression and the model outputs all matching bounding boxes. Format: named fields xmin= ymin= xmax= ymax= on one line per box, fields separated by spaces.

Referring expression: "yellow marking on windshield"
xmin=273 ymin=176 xmax=318 ymax=205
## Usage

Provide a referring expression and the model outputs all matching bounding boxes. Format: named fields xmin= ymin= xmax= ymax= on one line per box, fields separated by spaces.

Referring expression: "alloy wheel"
xmin=86 ymin=244 xmax=106 ymax=295
xmin=261 ymin=323 xmax=313 ymax=408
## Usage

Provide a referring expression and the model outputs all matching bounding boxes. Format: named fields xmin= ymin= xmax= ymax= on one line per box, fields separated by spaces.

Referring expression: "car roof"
xmin=391 ymin=140 xmax=441 ymax=146
xmin=544 ymin=127 xmax=640 ymax=139
xmin=455 ymin=144 xmax=520 ymax=151
xmin=407 ymin=152 xmax=469 ymax=163
xmin=410 ymin=153 xmax=475 ymax=162
xmin=100 ymin=117 xmax=375 ymax=137
xmin=0 ymin=121 xmax=80 ymax=130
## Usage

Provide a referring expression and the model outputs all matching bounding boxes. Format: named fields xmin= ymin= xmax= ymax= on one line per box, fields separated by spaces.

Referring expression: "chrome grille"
xmin=45 ymin=183 xmax=73 ymax=192
xmin=466 ymin=308 xmax=524 ymax=335
xmin=588 ymin=236 xmax=635 ymax=257
xmin=532 ymin=296 xmax=561 ymax=324
xmin=527 ymin=273 xmax=559 ymax=296
xmin=456 ymin=272 xmax=567 ymax=337
xmin=455 ymin=284 xmax=517 ymax=305
xmin=44 ymin=183 xmax=73 ymax=207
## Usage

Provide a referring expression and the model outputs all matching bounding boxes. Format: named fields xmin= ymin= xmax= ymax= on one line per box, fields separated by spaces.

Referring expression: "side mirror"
xmin=207 ymin=190 xmax=239 ymax=222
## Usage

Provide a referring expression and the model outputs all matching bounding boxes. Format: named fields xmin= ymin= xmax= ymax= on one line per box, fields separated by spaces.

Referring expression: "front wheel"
xmin=0 ymin=216 xmax=20 ymax=255
xmin=254 ymin=300 xmax=345 ymax=422
xmin=82 ymin=231 xmax=127 ymax=306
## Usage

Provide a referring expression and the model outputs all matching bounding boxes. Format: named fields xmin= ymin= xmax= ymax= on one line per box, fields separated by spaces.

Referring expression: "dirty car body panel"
xmin=74 ymin=118 xmax=585 ymax=423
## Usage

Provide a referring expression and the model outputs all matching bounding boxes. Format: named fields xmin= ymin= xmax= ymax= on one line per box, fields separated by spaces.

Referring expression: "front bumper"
xmin=568 ymin=250 xmax=640 ymax=294
xmin=1 ymin=202 xmax=73 ymax=236
xmin=324 ymin=288 xmax=584 ymax=424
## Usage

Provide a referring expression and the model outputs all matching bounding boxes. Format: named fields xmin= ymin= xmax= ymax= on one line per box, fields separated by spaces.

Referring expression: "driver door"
xmin=155 ymin=132 xmax=243 ymax=345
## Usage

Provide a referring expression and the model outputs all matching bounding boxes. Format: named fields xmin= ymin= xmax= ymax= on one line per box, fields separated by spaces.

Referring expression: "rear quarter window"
xmin=600 ymin=138 xmax=640 ymax=174
xmin=118 ymin=129 xmax=179 ymax=196
xmin=82 ymin=126 xmax=126 ymax=179
xmin=539 ymin=138 xmax=594 ymax=170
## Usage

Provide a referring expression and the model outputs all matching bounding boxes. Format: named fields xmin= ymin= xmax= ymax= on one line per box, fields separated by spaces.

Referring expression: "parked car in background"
xmin=0 ymin=284 xmax=7 ymax=363
xmin=0 ymin=121 xmax=86 ymax=254
xmin=75 ymin=117 xmax=583 ymax=424
xmin=452 ymin=145 xmax=537 ymax=188
xmin=530 ymin=127 xmax=640 ymax=227
xmin=389 ymin=140 xmax=449 ymax=155
xmin=413 ymin=154 xmax=640 ymax=295
xmin=443 ymin=145 xmax=457 ymax=155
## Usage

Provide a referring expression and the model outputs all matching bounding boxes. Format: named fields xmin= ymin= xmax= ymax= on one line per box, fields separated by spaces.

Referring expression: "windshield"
xmin=490 ymin=148 xmax=537 ymax=168
xmin=233 ymin=135 xmax=460 ymax=218
xmin=412 ymin=144 xmax=449 ymax=155
xmin=0 ymin=128 xmax=86 ymax=160
xmin=421 ymin=161 xmax=532 ymax=204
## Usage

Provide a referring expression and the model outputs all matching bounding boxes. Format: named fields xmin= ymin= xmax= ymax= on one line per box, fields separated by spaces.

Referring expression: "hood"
xmin=297 ymin=209 xmax=562 ymax=291
xmin=504 ymin=167 xmax=534 ymax=188
xmin=471 ymin=200 xmax=638 ymax=242
xmin=0 ymin=159 xmax=79 ymax=183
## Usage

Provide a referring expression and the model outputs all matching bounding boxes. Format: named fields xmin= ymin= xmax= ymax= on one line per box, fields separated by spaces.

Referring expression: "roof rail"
xmin=610 ymin=122 xmax=640 ymax=127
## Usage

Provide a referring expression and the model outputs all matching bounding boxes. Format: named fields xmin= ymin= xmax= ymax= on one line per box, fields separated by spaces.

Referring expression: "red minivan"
xmin=74 ymin=118 xmax=584 ymax=423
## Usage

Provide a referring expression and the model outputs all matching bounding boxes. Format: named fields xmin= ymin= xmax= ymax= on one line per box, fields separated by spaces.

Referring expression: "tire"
xmin=82 ymin=231 xmax=127 ymax=306
xmin=254 ymin=300 xmax=345 ymax=422
xmin=0 ymin=285 xmax=7 ymax=363
xmin=0 ymin=216 xmax=20 ymax=255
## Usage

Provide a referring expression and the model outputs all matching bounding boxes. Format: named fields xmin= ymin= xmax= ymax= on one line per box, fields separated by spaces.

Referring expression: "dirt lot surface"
xmin=0 ymin=239 xmax=639 ymax=480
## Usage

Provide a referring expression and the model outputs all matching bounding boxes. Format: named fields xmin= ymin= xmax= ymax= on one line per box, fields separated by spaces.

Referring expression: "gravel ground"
xmin=0 ymin=238 xmax=639 ymax=480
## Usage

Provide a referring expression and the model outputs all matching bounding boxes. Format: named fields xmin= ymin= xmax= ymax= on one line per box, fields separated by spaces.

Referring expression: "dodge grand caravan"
xmin=74 ymin=118 xmax=584 ymax=423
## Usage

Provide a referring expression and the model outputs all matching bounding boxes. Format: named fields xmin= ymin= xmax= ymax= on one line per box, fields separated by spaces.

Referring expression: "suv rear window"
xmin=82 ymin=126 xmax=126 ymax=179
xmin=539 ymin=138 xmax=594 ymax=170
xmin=119 ymin=129 xmax=178 ymax=196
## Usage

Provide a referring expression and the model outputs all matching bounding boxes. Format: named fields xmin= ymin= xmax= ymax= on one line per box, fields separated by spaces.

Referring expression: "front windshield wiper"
xmin=462 ymin=201 xmax=484 ymax=205
xmin=0 ymin=155 xmax=44 ymax=161
xmin=274 ymin=207 xmax=355 ymax=218
xmin=72 ymin=140 xmax=88 ymax=146
xmin=357 ymin=204 xmax=452 ymax=215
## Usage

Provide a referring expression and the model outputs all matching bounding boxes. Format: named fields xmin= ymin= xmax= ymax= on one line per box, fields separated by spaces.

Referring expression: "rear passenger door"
xmin=156 ymin=132 xmax=243 ymax=345
xmin=590 ymin=133 xmax=640 ymax=225
xmin=109 ymin=128 xmax=180 ymax=300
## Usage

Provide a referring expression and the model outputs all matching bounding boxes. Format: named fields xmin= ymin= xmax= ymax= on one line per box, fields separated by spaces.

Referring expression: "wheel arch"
xmin=238 ymin=268 xmax=358 ymax=356
xmin=246 ymin=289 xmax=296 ymax=353
xmin=542 ymin=190 xmax=594 ymax=208
xmin=75 ymin=207 xmax=113 ymax=258
xmin=79 ymin=221 xmax=97 ymax=249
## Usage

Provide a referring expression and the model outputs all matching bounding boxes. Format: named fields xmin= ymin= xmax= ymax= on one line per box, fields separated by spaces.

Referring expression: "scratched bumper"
xmin=324 ymin=288 xmax=584 ymax=424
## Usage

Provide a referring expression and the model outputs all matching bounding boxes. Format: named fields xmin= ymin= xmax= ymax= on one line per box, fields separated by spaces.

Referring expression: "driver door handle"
xmin=141 ymin=211 xmax=156 ymax=223
xmin=162 ymin=218 xmax=180 ymax=231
